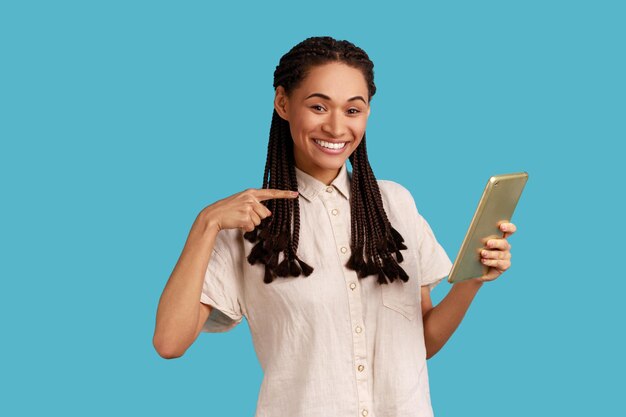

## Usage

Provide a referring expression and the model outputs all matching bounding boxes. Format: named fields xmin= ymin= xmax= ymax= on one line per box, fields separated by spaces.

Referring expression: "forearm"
xmin=423 ymin=278 xmax=483 ymax=359
xmin=153 ymin=209 xmax=219 ymax=357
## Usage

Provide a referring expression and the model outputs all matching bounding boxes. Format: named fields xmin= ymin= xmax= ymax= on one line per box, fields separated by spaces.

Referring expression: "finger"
xmin=253 ymin=202 xmax=272 ymax=219
xmin=242 ymin=220 xmax=256 ymax=232
xmin=499 ymin=222 xmax=517 ymax=238
xmin=479 ymin=263 xmax=503 ymax=281
xmin=481 ymin=258 xmax=511 ymax=271
xmin=481 ymin=249 xmax=511 ymax=260
xmin=486 ymin=238 xmax=511 ymax=251
xmin=249 ymin=209 xmax=262 ymax=226
xmin=255 ymin=189 xmax=299 ymax=201
xmin=480 ymin=269 xmax=502 ymax=282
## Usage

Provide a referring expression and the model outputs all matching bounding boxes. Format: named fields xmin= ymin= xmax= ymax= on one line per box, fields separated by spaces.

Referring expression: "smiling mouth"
xmin=313 ymin=139 xmax=348 ymax=150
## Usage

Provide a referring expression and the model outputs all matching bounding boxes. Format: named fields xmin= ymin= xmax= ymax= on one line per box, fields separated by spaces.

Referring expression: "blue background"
xmin=1 ymin=0 xmax=624 ymax=415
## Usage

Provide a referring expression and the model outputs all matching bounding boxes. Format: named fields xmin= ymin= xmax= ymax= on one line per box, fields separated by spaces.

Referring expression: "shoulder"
xmin=375 ymin=179 xmax=423 ymax=236
xmin=375 ymin=179 xmax=422 ymax=250
xmin=213 ymin=228 xmax=246 ymax=261
xmin=376 ymin=179 xmax=418 ymax=212
xmin=377 ymin=179 xmax=412 ymax=199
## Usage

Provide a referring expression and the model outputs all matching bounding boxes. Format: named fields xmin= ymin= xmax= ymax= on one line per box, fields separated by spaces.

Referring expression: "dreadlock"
xmin=244 ymin=36 xmax=409 ymax=285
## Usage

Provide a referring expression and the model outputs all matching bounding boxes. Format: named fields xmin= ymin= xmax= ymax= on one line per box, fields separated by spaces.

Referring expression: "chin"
xmin=311 ymin=155 xmax=349 ymax=169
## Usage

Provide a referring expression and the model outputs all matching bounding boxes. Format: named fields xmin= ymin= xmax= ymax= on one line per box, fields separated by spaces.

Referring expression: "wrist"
xmin=472 ymin=276 xmax=486 ymax=285
xmin=197 ymin=208 xmax=221 ymax=235
xmin=453 ymin=276 xmax=485 ymax=289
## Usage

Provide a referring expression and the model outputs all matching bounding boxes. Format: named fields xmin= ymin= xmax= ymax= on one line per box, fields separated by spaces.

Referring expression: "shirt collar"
xmin=294 ymin=163 xmax=351 ymax=202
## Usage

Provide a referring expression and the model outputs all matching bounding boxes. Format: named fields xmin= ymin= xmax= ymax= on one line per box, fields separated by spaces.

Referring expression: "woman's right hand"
xmin=200 ymin=188 xmax=299 ymax=232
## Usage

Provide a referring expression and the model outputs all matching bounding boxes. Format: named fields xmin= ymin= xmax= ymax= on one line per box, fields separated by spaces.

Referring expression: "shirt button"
xmin=358 ymin=364 xmax=365 ymax=372
xmin=355 ymin=326 xmax=362 ymax=334
xmin=349 ymin=282 xmax=357 ymax=290
xmin=340 ymin=246 xmax=348 ymax=254
xmin=331 ymin=208 xmax=339 ymax=216
xmin=362 ymin=409 xmax=368 ymax=416
xmin=326 ymin=186 xmax=333 ymax=193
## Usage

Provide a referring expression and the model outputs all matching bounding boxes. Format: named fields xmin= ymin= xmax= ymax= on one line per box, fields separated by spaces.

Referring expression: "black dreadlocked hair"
xmin=244 ymin=36 xmax=409 ymax=285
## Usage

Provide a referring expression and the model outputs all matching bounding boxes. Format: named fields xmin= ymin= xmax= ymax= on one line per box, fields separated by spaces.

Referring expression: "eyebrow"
xmin=305 ymin=93 xmax=368 ymax=105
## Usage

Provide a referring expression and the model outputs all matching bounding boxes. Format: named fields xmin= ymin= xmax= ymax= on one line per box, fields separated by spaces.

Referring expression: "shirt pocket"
xmin=381 ymin=250 xmax=420 ymax=321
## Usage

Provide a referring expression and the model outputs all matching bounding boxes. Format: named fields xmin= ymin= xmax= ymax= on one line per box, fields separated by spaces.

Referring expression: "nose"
xmin=321 ymin=111 xmax=346 ymax=138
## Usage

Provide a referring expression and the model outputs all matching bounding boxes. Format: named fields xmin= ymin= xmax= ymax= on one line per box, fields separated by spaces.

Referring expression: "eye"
xmin=311 ymin=105 xmax=325 ymax=112
xmin=347 ymin=108 xmax=361 ymax=115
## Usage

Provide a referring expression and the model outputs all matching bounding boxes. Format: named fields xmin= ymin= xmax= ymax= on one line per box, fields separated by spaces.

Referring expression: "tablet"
xmin=448 ymin=172 xmax=529 ymax=284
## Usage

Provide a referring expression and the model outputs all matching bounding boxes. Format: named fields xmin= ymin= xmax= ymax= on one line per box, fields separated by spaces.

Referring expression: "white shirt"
xmin=200 ymin=162 xmax=453 ymax=417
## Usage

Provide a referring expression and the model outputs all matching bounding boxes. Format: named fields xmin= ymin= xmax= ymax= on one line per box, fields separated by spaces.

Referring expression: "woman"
xmin=153 ymin=36 xmax=516 ymax=417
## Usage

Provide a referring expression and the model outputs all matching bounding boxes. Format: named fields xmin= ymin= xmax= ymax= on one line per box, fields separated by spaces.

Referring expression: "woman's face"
xmin=274 ymin=61 xmax=371 ymax=185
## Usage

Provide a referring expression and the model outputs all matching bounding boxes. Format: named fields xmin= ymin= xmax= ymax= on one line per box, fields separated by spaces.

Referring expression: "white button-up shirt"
xmin=201 ymin=162 xmax=453 ymax=417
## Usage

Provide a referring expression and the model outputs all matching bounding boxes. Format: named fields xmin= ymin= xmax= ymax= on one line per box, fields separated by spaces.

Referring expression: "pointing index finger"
xmin=255 ymin=189 xmax=299 ymax=201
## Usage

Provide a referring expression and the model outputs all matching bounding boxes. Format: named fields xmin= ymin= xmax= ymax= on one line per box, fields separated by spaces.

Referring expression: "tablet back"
xmin=448 ymin=172 xmax=529 ymax=283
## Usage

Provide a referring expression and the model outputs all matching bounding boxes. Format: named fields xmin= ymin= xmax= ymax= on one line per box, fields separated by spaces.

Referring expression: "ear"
xmin=274 ymin=86 xmax=289 ymax=121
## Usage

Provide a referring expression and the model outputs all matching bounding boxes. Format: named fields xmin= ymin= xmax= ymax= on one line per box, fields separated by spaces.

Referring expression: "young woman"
xmin=153 ymin=36 xmax=516 ymax=417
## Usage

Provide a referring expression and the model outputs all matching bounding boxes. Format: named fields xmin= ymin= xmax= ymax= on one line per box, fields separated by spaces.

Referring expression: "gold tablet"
xmin=448 ymin=172 xmax=529 ymax=284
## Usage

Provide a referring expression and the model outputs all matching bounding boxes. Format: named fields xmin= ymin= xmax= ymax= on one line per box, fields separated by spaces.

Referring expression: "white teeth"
xmin=314 ymin=139 xmax=346 ymax=150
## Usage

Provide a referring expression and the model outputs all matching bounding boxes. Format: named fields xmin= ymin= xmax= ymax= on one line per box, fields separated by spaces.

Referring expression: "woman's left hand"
xmin=476 ymin=222 xmax=517 ymax=282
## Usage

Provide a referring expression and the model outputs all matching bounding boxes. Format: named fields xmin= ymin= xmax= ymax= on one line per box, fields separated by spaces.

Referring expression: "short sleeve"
xmin=200 ymin=229 xmax=245 ymax=333
xmin=415 ymin=210 xmax=453 ymax=291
